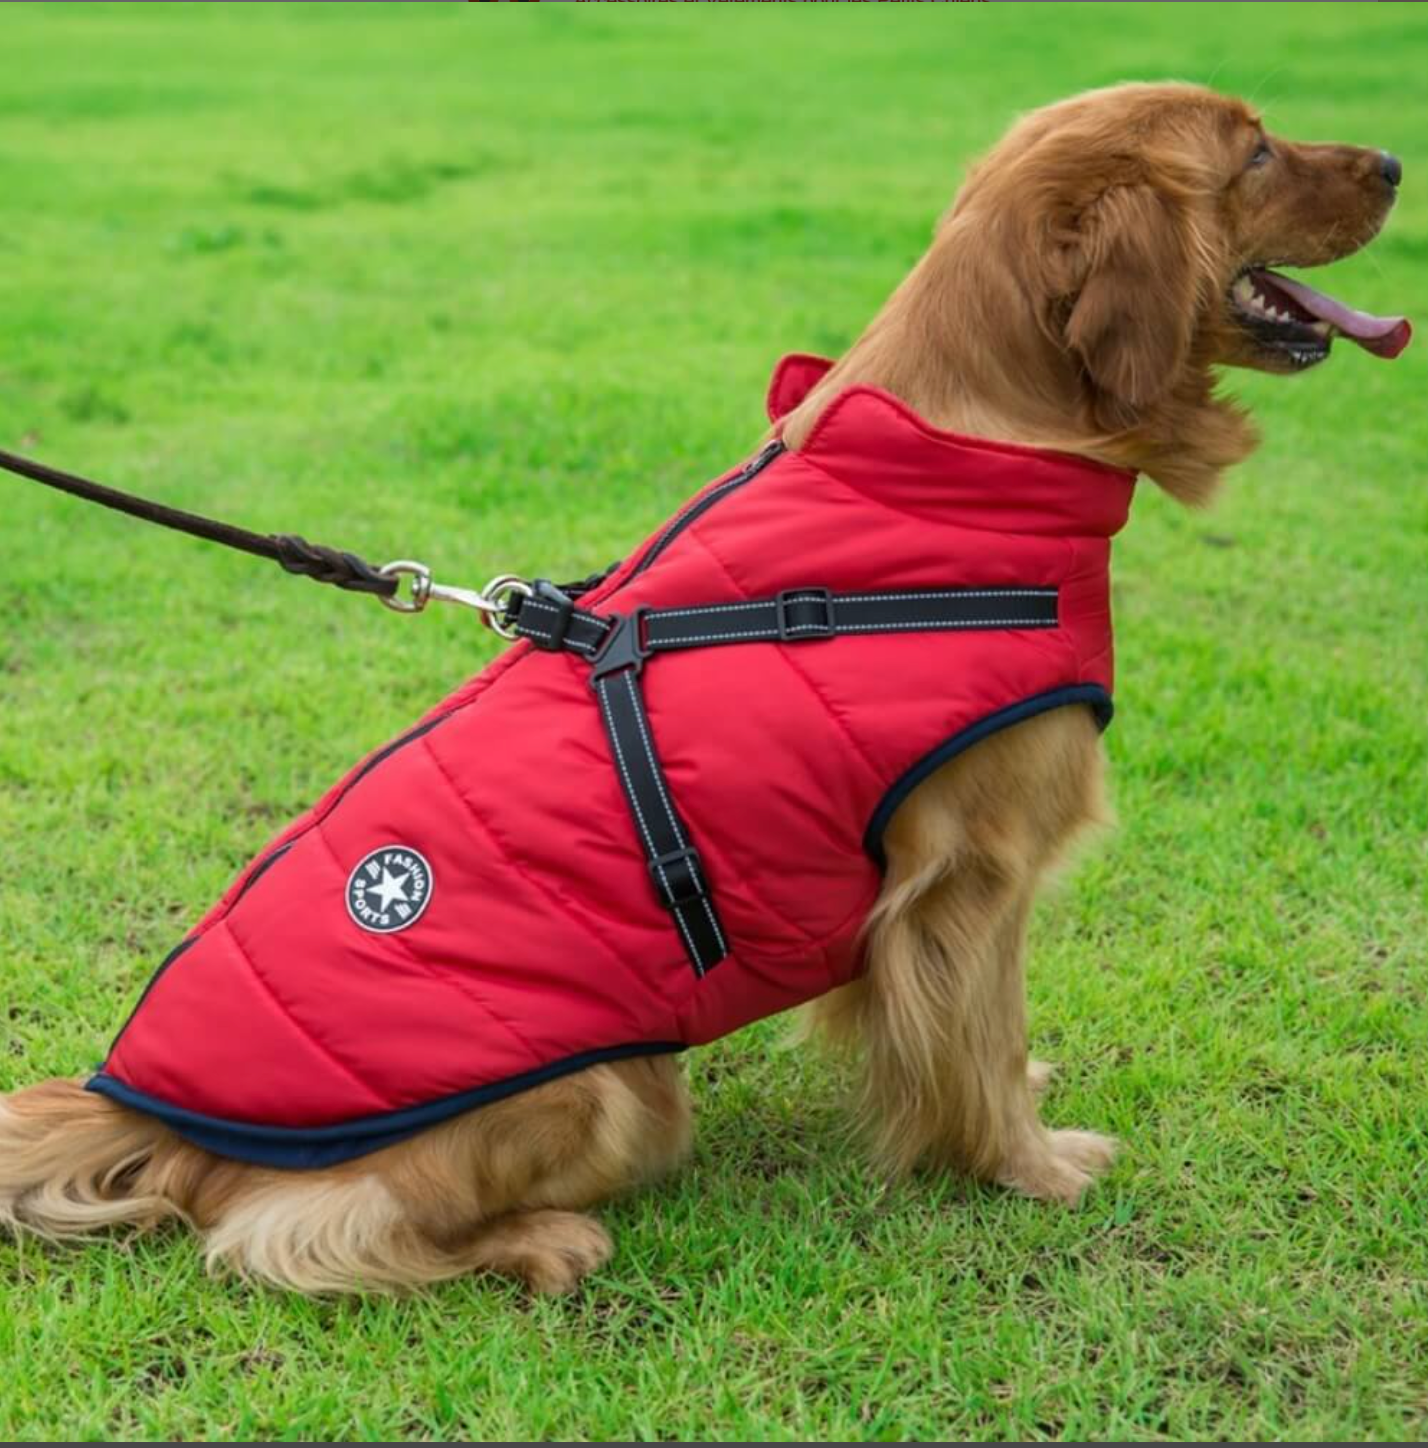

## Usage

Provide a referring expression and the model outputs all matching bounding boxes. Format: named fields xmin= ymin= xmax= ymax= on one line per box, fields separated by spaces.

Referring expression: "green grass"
xmin=1 ymin=4 xmax=1425 ymax=1440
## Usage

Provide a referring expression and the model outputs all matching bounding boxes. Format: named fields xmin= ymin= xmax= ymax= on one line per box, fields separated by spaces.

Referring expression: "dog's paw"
xmin=1026 ymin=1060 xmax=1057 ymax=1096
xmin=999 ymin=1129 xmax=1117 ymax=1206
xmin=506 ymin=1211 xmax=613 ymax=1296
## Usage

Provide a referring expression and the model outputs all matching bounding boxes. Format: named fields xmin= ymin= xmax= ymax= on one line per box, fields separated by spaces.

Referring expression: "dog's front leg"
xmin=924 ymin=872 xmax=1116 ymax=1203
xmin=806 ymin=708 xmax=1116 ymax=1202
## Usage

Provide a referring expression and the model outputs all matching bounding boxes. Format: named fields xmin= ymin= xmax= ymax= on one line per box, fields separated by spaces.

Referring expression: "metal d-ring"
xmin=477 ymin=573 xmax=535 ymax=638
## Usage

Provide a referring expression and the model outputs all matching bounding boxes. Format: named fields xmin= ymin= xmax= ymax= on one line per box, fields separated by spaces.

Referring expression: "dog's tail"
xmin=0 ymin=1077 xmax=185 ymax=1239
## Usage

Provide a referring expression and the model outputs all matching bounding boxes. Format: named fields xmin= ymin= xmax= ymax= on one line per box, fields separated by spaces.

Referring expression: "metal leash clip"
xmin=377 ymin=561 xmax=533 ymax=639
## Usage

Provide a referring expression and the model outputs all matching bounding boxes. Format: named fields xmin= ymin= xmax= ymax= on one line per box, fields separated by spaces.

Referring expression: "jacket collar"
xmin=766 ymin=353 xmax=1136 ymax=540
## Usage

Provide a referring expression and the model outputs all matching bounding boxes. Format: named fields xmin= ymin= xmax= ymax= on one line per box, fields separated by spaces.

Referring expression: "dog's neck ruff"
xmin=88 ymin=356 xmax=1135 ymax=1168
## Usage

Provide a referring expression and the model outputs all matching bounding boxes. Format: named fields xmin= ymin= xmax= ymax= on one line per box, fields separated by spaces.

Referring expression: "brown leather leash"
xmin=0 ymin=444 xmax=535 ymax=632
xmin=0 ymin=444 xmax=399 ymax=597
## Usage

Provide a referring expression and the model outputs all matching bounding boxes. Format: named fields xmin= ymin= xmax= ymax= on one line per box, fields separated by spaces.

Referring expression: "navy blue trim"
xmin=231 ymin=839 xmax=293 ymax=905
xmin=863 ymin=685 xmax=1114 ymax=869
xmin=346 ymin=714 xmax=446 ymax=790
xmin=85 ymin=1040 xmax=686 ymax=1170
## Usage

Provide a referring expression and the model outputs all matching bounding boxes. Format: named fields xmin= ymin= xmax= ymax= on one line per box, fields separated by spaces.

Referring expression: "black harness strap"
xmin=591 ymin=663 xmax=726 ymax=976
xmin=512 ymin=582 xmax=1058 ymax=659
xmin=510 ymin=581 xmax=1059 ymax=976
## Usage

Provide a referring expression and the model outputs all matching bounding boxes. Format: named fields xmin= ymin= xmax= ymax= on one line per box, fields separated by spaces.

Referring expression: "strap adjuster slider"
xmin=775 ymin=588 xmax=836 ymax=641
xmin=648 ymin=845 xmax=707 ymax=910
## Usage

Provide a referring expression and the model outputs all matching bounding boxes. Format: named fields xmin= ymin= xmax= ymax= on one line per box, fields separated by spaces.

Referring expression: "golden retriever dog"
xmin=0 ymin=84 xmax=1406 ymax=1294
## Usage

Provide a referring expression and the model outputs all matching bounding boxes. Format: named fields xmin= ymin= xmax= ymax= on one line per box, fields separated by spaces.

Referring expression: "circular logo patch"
xmin=346 ymin=844 xmax=433 ymax=934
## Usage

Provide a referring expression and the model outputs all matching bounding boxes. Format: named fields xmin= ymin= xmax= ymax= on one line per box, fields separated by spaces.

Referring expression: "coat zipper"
xmin=629 ymin=439 xmax=784 ymax=578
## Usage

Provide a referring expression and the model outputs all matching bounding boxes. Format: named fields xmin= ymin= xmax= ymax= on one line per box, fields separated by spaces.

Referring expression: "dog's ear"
xmin=1063 ymin=184 xmax=1206 ymax=430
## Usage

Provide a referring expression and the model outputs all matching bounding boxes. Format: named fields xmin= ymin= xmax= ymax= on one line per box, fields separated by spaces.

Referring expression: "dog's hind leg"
xmin=190 ymin=1055 xmax=692 ymax=1295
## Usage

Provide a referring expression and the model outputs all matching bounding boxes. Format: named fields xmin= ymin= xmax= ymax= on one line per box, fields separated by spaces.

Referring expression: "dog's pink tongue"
xmin=1262 ymin=269 xmax=1412 ymax=359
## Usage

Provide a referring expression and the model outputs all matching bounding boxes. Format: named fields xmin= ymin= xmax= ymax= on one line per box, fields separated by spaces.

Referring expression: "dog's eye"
xmin=1248 ymin=141 xmax=1273 ymax=169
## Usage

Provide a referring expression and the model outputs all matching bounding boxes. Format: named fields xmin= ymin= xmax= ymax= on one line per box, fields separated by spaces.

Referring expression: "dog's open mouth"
xmin=1230 ymin=267 xmax=1412 ymax=367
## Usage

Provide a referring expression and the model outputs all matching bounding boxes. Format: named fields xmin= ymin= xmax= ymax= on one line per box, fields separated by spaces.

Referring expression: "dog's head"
xmin=943 ymin=83 xmax=1407 ymax=497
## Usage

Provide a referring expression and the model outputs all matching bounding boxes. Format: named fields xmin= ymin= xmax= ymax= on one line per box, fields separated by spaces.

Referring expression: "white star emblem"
xmin=347 ymin=845 xmax=433 ymax=934
xmin=368 ymin=868 xmax=411 ymax=913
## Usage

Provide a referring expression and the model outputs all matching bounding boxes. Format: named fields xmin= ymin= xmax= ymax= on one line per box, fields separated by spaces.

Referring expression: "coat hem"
xmin=85 ymin=1040 xmax=687 ymax=1170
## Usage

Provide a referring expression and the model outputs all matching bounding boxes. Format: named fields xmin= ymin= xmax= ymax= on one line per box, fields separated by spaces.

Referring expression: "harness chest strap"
xmin=508 ymin=580 xmax=1060 ymax=976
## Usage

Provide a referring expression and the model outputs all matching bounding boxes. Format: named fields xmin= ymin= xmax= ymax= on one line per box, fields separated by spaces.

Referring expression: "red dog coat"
xmin=87 ymin=355 xmax=1135 ymax=1167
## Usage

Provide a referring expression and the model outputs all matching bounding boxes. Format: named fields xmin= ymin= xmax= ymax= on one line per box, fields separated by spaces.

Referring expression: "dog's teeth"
xmin=1234 ymin=276 xmax=1321 ymax=335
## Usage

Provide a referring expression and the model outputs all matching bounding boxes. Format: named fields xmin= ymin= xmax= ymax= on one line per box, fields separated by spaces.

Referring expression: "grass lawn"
xmin=1 ymin=4 xmax=1425 ymax=1440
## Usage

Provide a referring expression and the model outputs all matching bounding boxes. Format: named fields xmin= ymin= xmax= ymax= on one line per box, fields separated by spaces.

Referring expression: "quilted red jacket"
xmin=88 ymin=355 xmax=1135 ymax=1167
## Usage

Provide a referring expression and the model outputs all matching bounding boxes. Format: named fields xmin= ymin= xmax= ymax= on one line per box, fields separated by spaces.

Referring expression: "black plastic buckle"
xmin=775 ymin=588 xmax=836 ymax=641
xmin=589 ymin=607 xmax=652 ymax=683
xmin=516 ymin=578 xmax=576 ymax=650
xmin=648 ymin=845 xmax=706 ymax=910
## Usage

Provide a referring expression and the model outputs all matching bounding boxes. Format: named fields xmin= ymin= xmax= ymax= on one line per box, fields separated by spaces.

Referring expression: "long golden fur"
xmin=1 ymin=83 xmax=1401 ymax=1293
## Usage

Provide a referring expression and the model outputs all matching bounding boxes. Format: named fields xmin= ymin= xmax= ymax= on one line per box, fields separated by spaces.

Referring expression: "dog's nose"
xmin=1380 ymin=151 xmax=1402 ymax=189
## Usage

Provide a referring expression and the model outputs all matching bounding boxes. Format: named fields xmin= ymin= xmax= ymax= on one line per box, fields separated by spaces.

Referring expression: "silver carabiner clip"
xmin=377 ymin=559 xmax=434 ymax=614
xmin=378 ymin=560 xmax=532 ymax=640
